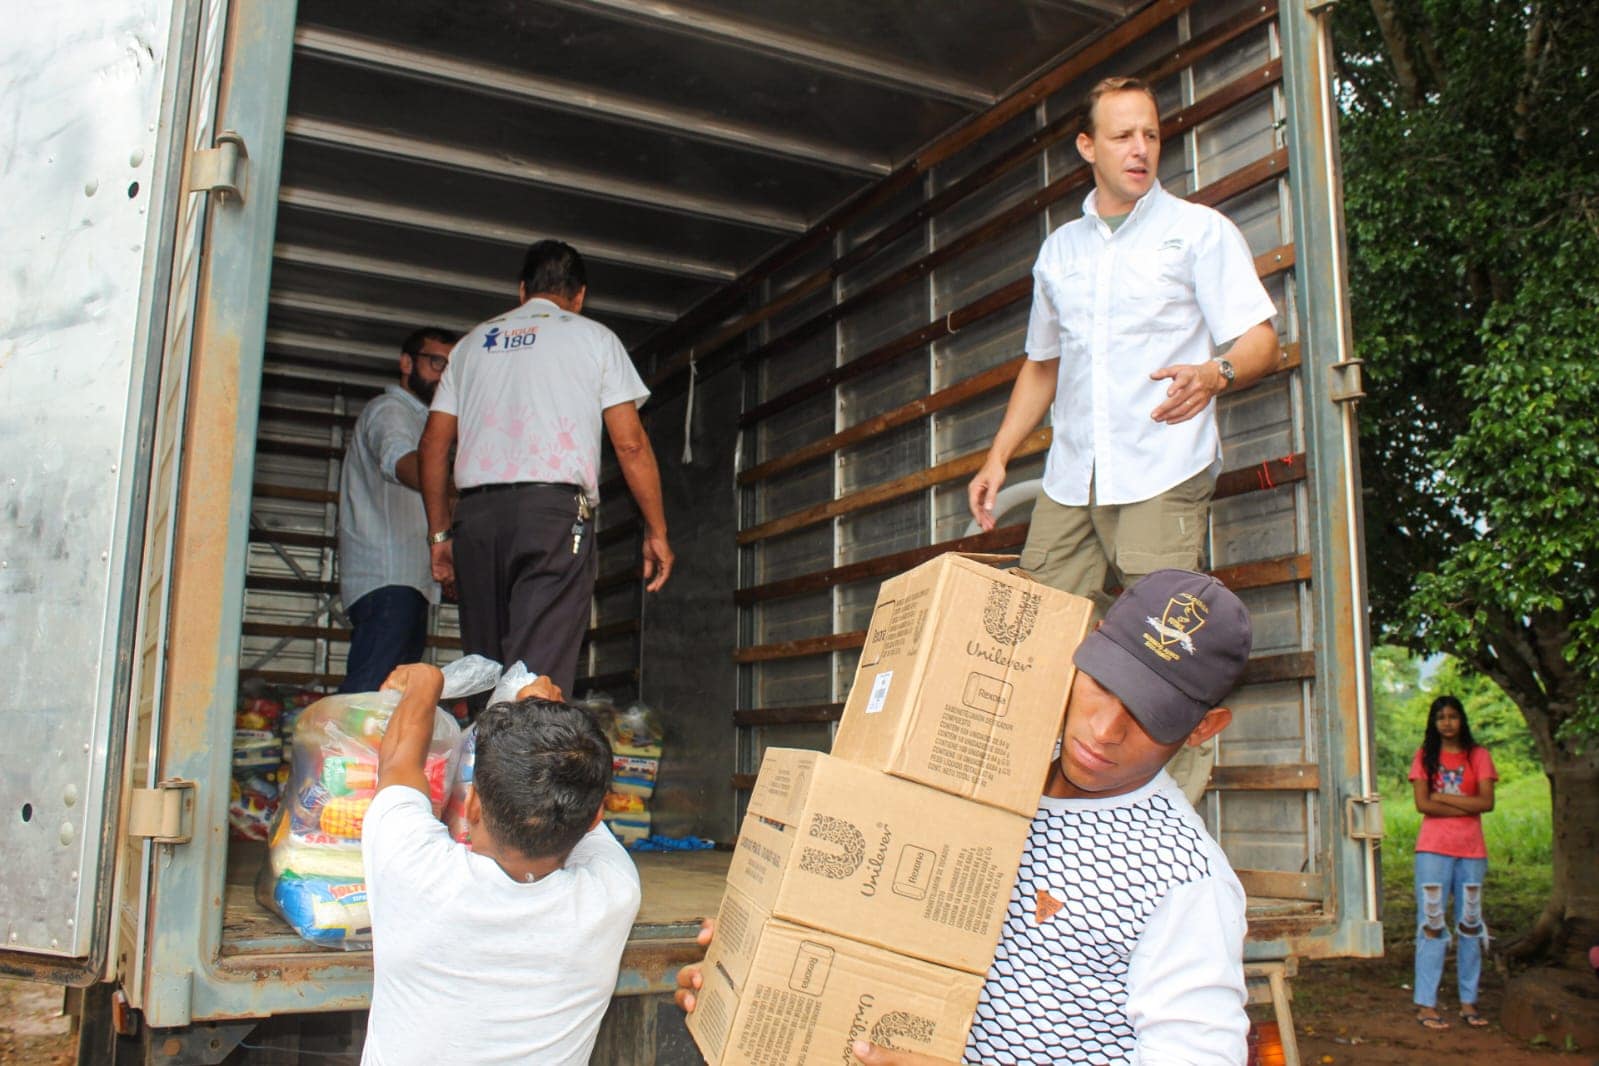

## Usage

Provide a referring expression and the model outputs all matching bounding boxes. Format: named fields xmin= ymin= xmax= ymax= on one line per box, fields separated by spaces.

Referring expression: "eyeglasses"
xmin=418 ymin=354 xmax=449 ymax=373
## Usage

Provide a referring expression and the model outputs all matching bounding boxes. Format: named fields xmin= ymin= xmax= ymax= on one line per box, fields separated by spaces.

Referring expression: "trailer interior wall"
xmin=642 ymin=0 xmax=1380 ymax=958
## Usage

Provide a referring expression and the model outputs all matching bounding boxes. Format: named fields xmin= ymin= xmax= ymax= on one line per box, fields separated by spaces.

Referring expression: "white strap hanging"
xmin=681 ymin=351 xmax=699 ymax=464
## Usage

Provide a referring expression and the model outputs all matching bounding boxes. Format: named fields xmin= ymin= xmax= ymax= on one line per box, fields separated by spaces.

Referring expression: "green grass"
xmin=1377 ymin=773 xmax=1553 ymax=952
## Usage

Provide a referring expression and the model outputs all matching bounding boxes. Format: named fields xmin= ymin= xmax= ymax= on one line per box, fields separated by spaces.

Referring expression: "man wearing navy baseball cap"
xmin=837 ymin=568 xmax=1255 ymax=1065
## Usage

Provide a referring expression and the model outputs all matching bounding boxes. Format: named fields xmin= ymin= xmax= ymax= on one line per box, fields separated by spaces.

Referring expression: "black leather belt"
xmin=458 ymin=481 xmax=582 ymax=497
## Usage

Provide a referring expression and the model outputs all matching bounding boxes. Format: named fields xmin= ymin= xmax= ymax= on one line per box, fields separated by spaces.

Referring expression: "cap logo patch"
xmin=983 ymin=584 xmax=1040 ymax=646
xmin=1143 ymin=592 xmax=1208 ymax=661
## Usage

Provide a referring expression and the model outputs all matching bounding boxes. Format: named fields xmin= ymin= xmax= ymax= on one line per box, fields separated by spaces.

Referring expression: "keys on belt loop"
xmin=572 ymin=492 xmax=592 ymax=555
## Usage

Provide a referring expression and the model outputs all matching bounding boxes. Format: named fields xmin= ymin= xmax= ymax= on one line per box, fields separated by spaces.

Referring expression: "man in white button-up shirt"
xmin=337 ymin=327 xmax=457 ymax=693
xmin=968 ymin=76 xmax=1280 ymax=803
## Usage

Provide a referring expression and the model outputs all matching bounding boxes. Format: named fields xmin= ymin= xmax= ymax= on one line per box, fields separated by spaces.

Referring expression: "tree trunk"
xmin=1505 ymin=748 xmax=1599 ymax=966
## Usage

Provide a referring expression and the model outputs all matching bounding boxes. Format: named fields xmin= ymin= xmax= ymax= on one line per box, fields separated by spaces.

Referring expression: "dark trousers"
xmin=339 ymin=585 xmax=429 ymax=693
xmin=452 ymin=484 xmax=595 ymax=696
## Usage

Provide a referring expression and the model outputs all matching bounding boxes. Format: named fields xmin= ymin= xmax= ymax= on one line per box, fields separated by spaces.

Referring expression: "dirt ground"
xmin=4 ymin=960 xmax=1592 ymax=1064
xmin=0 ymin=977 xmax=73 ymax=1066
xmin=1291 ymin=954 xmax=1590 ymax=1065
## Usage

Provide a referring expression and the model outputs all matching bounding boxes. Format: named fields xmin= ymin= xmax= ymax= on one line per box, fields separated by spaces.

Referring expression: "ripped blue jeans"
xmin=1413 ymin=851 xmax=1489 ymax=1008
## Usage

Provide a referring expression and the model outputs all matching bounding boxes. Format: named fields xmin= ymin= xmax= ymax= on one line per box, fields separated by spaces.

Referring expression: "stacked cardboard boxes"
xmin=689 ymin=554 xmax=1093 ymax=1065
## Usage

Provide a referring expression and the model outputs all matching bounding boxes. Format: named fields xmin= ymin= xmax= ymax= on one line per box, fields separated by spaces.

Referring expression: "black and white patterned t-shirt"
xmin=964 ymin=772 xmax=1247 ymax=1065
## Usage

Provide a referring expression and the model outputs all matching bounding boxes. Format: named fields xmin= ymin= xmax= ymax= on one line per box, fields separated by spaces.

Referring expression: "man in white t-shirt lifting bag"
xmin=419 ymin=241 xmax=674 ymax=695
xmin=360 ymin=663 xmax=640 ymax=1065
xmin=967 ymin=75 xmax=1280 ymax=803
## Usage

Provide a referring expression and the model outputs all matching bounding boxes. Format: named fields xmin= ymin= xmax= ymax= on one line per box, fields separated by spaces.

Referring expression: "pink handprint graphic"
xmin=554 ymin=417 xmax=578 ymax=453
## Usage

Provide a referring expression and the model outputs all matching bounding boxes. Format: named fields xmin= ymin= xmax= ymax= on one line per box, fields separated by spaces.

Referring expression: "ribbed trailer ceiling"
xmin=268 ymin=0 xmax=1135 ymax=367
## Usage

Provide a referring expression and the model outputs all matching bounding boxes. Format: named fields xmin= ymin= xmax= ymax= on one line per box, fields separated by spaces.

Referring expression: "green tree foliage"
xmin=1335 ymin=0 xmax=1599 ymax=956
xmin=1338 ymin=0 xmax=1599 ymax=743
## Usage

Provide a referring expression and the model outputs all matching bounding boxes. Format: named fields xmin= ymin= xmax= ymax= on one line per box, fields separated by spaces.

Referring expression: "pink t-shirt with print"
xmin=1408 ymin=746 xmax=1497 ymax=859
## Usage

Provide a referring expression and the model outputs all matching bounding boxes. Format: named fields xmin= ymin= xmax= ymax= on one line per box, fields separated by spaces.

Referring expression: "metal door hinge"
xmin=1306 ymin=0 xmax=1339 ymax=13
xmin=1328 ymin=358 xmax=1365 ymax=404
xmin=127 ymin=779 xmax=196 ymax=845
xmin=188 ymin=131 xmax=248 ymax=203
xmin=1345 ymin=794 xmax=1384 ymax=841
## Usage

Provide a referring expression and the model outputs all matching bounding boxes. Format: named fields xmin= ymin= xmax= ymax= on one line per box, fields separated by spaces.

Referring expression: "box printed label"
xmin=892 ymin=844 xmax=937 ymax=900
xmin=866 ymin=670 xmax=893 ymax=714
xmin=982 ymin=583 xmax=1040 ymax=645
xmin=960 ymin=671 xmax=1012 ymax=716
xmin=789 ymin=941 xmax=835 ymax=995
xmin=860 ymin=590 xmax=930 ymax=666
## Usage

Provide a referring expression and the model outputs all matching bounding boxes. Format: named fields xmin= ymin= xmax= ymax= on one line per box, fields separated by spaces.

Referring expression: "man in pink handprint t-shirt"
xmin=418 ymin=240 xmax=674 ymax=694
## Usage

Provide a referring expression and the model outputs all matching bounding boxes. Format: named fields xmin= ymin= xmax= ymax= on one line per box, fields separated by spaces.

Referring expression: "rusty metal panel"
xmin=133 ymin=0 xmax=334 ymax=1026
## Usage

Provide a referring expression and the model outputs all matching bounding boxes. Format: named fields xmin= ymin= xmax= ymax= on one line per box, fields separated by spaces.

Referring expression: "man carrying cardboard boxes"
xmin=682 ymin=554 xmax=1094 ymax=1065
xmin=679 ymin=567 xmax=1254 ymax=1065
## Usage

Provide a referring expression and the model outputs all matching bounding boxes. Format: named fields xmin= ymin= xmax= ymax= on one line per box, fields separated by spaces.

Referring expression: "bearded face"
xmin=406 ymin=364 xmax=439 ymax=405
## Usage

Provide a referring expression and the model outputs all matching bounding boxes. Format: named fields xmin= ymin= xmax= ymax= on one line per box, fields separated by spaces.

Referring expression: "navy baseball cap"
xmin=1072 ymin=569 xmax=1253 ymax=744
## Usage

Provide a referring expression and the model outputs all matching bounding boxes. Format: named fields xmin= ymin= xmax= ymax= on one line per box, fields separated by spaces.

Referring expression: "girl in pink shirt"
xmin=1407 ymin=695 xmax=1497 ymax=1031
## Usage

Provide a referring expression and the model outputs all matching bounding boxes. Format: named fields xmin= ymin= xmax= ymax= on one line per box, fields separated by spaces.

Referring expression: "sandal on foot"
xmin=1459 ymin=1008 xmax=1490 ymax=1028
xmin=1415 ymin=1009 xmax=1451 ymax=1031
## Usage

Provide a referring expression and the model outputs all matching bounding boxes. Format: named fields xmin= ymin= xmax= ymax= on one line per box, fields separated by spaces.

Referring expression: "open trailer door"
xmin=0 ymin=0 xmax=220 ymax=986
xmin=0 ymin=0 xmax=293 ymax=1011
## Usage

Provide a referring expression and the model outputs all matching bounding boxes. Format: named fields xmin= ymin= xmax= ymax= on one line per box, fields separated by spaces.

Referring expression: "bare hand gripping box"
xmin=686 ymin=882 xmax=984 ymax=1066
xmin=831 ymin=553 xmax=1095 ymax=816
xmin=731 ymin=748 xmax=1029 ymax=974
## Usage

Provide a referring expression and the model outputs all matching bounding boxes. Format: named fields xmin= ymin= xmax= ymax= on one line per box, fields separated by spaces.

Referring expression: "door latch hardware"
xmin=1328 ymin=358 xmax=1365 ymax=404
xmin=1344 ymin=793 xmax=1384 ymax=841
xmin=127 ymin=779 xmax=196 ymax=845
xmin=188 ymin=131 xmax=248 ymax=202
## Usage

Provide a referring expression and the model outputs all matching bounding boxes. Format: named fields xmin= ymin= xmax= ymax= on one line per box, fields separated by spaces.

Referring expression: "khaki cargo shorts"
xmin=1018 ymin=467 xmax=1216 ymax=612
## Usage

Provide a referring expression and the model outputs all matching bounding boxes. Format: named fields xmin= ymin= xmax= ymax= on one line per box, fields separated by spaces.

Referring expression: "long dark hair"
xmin=1421 ymin=694 xmax=1478 ymax=784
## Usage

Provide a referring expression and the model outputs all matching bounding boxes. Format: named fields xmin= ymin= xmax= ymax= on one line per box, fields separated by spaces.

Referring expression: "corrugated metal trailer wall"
xmin=636 ymin=0 xmax=1367 ymax=952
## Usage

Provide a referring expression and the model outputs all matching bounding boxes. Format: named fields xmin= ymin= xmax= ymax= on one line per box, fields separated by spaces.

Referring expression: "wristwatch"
xmin=427 ymin=529 xmax=452 ymax=545
xmin=1213 ymin=358 xmax=1236 ymax=390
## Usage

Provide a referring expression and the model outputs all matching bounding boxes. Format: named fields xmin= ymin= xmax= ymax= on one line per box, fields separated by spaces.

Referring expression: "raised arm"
xmin=376 ymin=663 xmax=444 ymax=796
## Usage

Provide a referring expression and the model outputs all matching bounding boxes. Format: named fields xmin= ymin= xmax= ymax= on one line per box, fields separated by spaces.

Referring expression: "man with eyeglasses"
xmin=336 ymin=326 xmax=460 ymax=693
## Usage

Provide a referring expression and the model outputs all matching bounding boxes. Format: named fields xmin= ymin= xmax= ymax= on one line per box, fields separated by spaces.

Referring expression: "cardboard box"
xmin=687 ymin=883 xmax=983 ymax=1066
xmin=831 ymin=553 xmax=1093 ymax=816
xmin=732 ymin=748 xmax=1029 ymax=974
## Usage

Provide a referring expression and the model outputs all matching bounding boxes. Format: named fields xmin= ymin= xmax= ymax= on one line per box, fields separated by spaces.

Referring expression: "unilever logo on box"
xmin=967 ymin=583 xmax=1040 ymax=678
xmin=982 ymin=583 xmax=1040 ymax=645
xmin=799 ymin=813 xmax=864 ymax=879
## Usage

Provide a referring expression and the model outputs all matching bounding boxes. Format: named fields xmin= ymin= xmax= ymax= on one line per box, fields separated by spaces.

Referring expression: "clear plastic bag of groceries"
xmin=263 ymin=688 xmax=462 ymax=949
xmin=443 ymin=722 xmax=478 ymax=846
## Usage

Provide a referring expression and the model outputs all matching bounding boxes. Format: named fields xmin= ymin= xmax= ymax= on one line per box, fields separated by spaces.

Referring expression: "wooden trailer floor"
xmin=222 ymin=840 xmax=729 ymax=958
